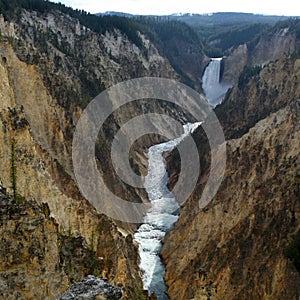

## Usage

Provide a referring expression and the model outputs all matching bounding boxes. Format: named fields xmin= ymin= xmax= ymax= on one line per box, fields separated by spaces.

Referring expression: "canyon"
xmin=0 ymin=2 xmax=299 ymax=299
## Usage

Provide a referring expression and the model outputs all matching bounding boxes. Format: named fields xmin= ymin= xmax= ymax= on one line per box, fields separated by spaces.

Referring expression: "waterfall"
xmin=203 ymin=58 xmax=222 ymax=86
xmin=134 ymin=122 xmax=201 ymax=299
xmin=202 ymin=58 xmax=231 ymax=106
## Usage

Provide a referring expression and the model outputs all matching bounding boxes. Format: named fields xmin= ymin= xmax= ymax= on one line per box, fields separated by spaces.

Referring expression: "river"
xmin=134 ymin=122 xmax=201 ymax=299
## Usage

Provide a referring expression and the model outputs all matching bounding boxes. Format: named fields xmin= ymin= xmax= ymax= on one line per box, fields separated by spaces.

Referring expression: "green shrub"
xmin=10 ymin=139 xmax=20 ymax=202
xmin=238 ymin=65 xmax=262 ymax=89
xmin=285 ymin=230 xmax=300 ymax=273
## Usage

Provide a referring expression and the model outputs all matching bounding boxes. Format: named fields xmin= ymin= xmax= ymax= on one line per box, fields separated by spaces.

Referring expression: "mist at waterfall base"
xmin=202 ymin=58 xmax=232 ymax=106
xmin=134 ymin=123 xmax=201 ymax=299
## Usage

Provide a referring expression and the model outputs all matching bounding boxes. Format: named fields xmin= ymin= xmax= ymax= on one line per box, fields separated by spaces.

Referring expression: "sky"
xmin=52 ymin=0 xmax=300 ymax=16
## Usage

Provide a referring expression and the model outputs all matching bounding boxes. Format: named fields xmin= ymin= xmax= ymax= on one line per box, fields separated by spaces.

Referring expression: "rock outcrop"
xmin=57 ymin=275 xmax=123 ymax=300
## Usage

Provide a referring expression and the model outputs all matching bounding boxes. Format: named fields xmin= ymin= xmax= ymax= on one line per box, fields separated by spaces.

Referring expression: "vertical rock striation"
xmin=0 ymin=188 xmax=69 ymax=299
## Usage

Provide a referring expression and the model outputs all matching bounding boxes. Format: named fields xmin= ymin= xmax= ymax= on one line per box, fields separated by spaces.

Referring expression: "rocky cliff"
xmin=2 ymin=8 xmax=188 ymax=222
xmin=162 ymin=56 xmax=300 ymax=299
xmin=0 ymin=183 xmax=146 ymax=299
xmin=0 ymin=5 xmax=190 ymax=299
xmin=57 ymin=275 xmax=123 ymax=300
xmin=0 ymin=186 xmax=69 ymax=299
xmin=222 ymin=21 xmax=300 ymax=84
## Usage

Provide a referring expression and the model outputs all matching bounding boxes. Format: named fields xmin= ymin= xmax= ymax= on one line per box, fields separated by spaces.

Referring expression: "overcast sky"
xmin=52 ymin=0 xmax=300 ymax=16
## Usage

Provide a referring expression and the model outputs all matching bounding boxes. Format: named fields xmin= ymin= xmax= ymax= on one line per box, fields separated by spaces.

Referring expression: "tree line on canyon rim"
xmin=2 ymin=0 xmax=300 ymax=60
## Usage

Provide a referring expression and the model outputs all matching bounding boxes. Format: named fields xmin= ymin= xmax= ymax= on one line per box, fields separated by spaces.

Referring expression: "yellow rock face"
xmin=0 ymin=195 xmax=69 ymax=299
xmin=0 ymin=35 xmax=143 ymax=299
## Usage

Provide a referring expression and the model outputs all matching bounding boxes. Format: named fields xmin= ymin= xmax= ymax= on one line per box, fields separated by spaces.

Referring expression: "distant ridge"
xmin=96 ymin=11 xmax=300 ymax=24
xmin=170 ymin=12 xmax=295 ymax=26
xmin=96 ymin=11 xmax=135 ymax=17
xmin=95 ymin=11 xmax=296 ymax=26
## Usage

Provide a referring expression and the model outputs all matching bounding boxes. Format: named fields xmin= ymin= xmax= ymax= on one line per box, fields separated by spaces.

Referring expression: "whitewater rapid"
xmin=134 ymin=122 xmax=201 ymax=299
